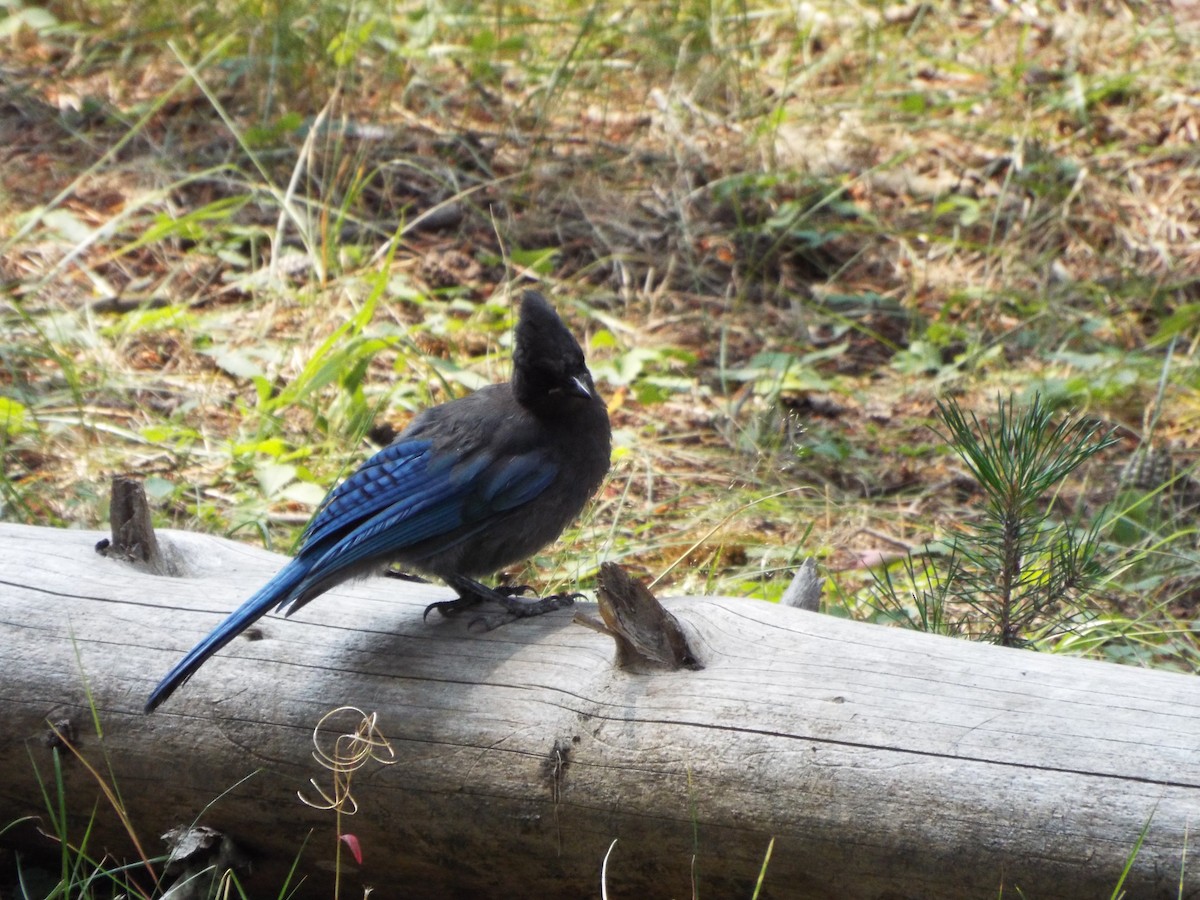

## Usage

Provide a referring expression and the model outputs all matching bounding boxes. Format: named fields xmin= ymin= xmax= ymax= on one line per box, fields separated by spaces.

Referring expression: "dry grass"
xmin=2 ymin=0 xmax=1199 ymax=666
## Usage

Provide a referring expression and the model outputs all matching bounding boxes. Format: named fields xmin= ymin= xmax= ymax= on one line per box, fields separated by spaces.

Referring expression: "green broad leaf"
xmin=891 ymin=341 xmax=943 ymax=376
xmin=143 ymin=476 xmax=176 ymax=500
xmin=901 ymin=92 xmax=928 ymax=114
xmin=256 ymin=463 xmax=297 ymax=498
xmin=590 ymin=328 xmax=618 ymax=350
xmin=0 ymin=5 xmax=59 ymax=35
xmin=140 ymin=424 xmax=200 ymax=443
xmin=1150 ymin=303 xmax=1200 ymax=345
xmin=509 ymin=247 xmax=559 ymax=275
xmin=0 ymin=397 xmax=29 ymax=435
xmin=210 ymin=349 xmax=266 ymax=381
xmin=281 ymin=481 xmax=328 ymax=507
xmin=41 ymin=208 xmax=94 ymax=245
xmin=234 ymin=437 xmax=290 ymax=458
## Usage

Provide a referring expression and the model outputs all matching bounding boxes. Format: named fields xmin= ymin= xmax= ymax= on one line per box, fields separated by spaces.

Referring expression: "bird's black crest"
xmin=512 ymin=291 xmax=592 ymax=411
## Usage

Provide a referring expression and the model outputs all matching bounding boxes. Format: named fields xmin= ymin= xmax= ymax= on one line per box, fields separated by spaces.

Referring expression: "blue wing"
xmin=145 ymin=437 xmax=558 ymax=712
xmin=290 ymin=439 xmax=557 ymax=598
xmin=299 ymin=440 xmax=441 ymax=552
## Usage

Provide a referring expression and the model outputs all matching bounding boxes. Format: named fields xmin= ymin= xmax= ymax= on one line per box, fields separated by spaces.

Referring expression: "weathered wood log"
xmin=0 ymin=521 xmax=1197 ymax=899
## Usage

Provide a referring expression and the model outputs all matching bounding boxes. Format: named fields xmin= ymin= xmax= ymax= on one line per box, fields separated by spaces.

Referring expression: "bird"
xmin=145 ymin=290 xmax=611 ymax=712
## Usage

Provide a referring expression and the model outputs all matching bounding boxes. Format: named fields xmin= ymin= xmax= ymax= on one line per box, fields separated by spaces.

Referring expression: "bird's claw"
xmin=424 ymin=589 xmax=581 ymax=626
xmin=497 ymin=589 xmax=582 ymax=617
xmin=423 ymin=597 xmax=476 ymax=621
xmin=468 ymin=592 xmax=583 ymax=631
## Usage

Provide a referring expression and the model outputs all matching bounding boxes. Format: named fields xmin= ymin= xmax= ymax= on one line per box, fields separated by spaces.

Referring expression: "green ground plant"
xmin=2 ymin=0 xmax=1196 ymax=657
xmin=869 ymin=392 xmax=1119 ymax=645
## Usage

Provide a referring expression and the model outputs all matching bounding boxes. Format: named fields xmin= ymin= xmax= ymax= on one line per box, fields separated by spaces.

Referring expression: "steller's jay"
xmin=145 ymin=291 xmax=611 ymax=712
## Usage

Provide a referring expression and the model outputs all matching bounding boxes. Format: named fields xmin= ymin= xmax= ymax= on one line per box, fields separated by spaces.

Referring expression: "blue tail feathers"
xmin=143 ymin=558 xmax=311 ymax=713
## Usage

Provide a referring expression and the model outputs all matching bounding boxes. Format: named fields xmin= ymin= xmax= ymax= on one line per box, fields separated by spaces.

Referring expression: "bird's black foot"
xmin=494 ymin=583 xmax=534 ymax=598
xmin=424 ymin=576 xmax=581 ymax=628
xmin=423 ymin=594 xmax=481 ymax=620
xmin=471 ymin=590 xmax=583 ymax=631
xmin=495 ymin=590 xmax=582 ymax=618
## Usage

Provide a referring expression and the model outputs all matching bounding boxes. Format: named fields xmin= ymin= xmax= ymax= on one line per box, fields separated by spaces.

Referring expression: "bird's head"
xmin=511 ymin=291 xmax=600 ymax=415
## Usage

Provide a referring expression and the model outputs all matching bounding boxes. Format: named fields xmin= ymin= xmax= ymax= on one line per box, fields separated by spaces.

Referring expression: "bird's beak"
xmin=570 ymin=375 xmax=593 ymax=399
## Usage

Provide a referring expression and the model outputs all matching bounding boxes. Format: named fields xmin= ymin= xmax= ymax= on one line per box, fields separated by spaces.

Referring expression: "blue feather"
xmin=300 ymin=440 xmax=438 ymax=551
xmin=144 ymin=557 xmax=312 ymax=712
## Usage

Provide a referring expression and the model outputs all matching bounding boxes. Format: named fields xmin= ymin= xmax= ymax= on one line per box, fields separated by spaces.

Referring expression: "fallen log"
xmin=0 ymin=521 xmax=1197 ymax=898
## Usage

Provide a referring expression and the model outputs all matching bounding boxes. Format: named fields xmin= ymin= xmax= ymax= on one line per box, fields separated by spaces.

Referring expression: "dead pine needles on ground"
xmin=1 ymin=1 xmax=1198 ymax=669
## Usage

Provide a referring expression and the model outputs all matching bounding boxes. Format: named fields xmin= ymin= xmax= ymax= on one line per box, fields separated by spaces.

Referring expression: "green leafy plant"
xmin=872 ymin=392 xmax=1119 ymax=646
